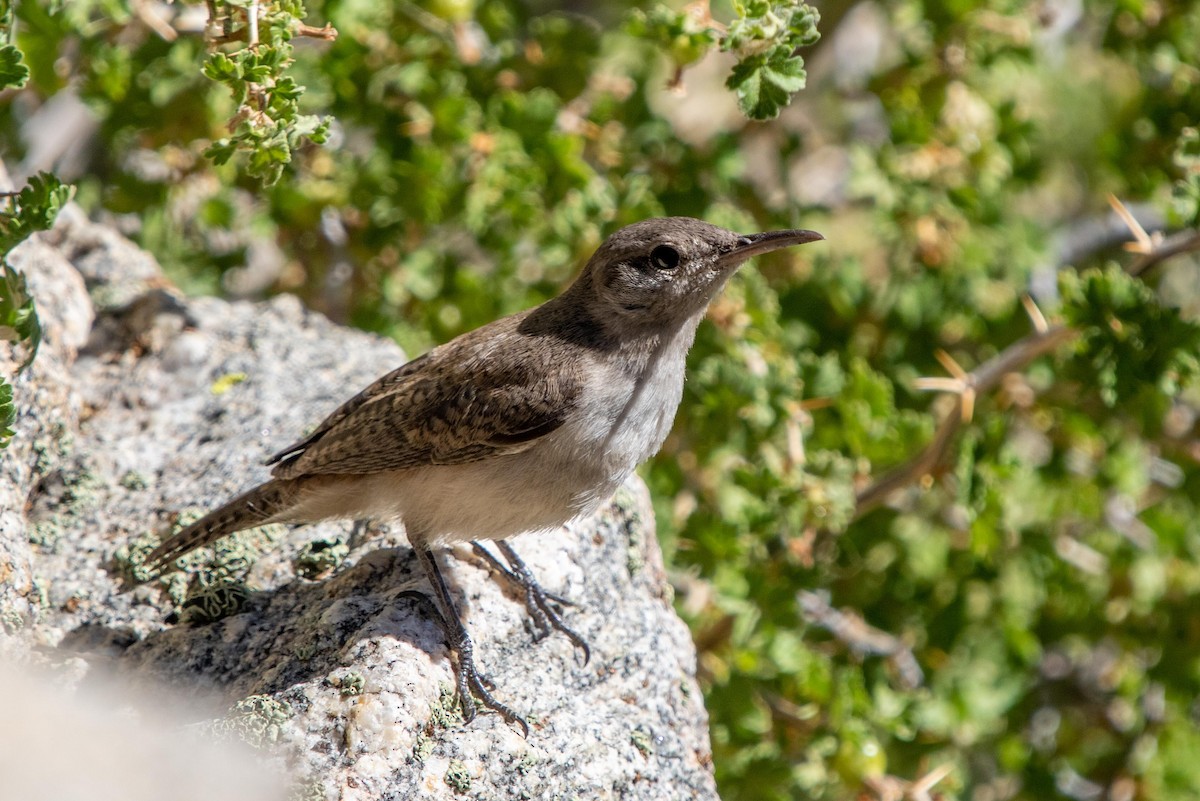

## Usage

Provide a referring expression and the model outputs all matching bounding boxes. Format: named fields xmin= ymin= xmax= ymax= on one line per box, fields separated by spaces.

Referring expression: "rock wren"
xmin=145 ymin=217 xmax=822 ymax=732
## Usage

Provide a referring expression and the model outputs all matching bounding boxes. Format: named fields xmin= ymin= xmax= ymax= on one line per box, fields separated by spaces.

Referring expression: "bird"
xmin=144 ymin=216 xmax=823 ymax=733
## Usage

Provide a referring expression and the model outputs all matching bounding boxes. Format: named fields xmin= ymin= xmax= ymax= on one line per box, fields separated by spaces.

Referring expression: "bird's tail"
xmin=146 ymin=479 xmax=300 ymax=570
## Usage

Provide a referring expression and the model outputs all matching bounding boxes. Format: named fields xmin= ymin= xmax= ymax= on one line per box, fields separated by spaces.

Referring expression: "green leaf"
xmin=0 ymin=172 xmax=73 ymax=257
xmin=0 ymin=174 xmax=66 ymax=372
xmin=724 ymin=1 xmax=820 ymax=53
xmin=1170 ymin=126 xmax=1200 ymax=227
xmin=204 ymin=138 xmax=238 ymax=166
xmin=626 ymin=5 xmax=718 ymax=68
xmin=721 ymin=2 xmax=818 ymax=119
xmin=0 ymin=379 xmax=14 ymax=448
xmin=0 ymin=264 xmax=41 ymax=371
xmin=726 ymin=47 xmax=807 ymax=120
xmin=1059 ymin=264 xmax=1200 ymax=406
xmin=287 ymin=114 xmax=325 ymax=139
xmin=202 ymin=52 xmax=241 ymax=83
xmin=0 ymin=43 xmax=29 ymax=90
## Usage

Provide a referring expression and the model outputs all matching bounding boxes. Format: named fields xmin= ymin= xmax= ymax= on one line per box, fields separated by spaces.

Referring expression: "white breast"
xmin=547 ymin=321 xmax=697 ymax=510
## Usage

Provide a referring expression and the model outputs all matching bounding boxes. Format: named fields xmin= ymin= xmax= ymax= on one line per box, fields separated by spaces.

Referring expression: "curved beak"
xmin=716 ymin=228 xmax=824 ymax=269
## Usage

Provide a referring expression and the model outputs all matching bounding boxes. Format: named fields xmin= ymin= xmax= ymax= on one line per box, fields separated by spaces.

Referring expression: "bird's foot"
xmin=400 ymin=587 xmax=529 ymax=738
xmin=470 ymin=540 xmax=591 ymax=666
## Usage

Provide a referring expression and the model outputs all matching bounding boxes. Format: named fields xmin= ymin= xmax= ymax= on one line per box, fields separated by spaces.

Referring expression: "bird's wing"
xmin=265 ymin=353 xmax=432 ymax=468
xmin=269 ymin=336 xmax=581 ymax=479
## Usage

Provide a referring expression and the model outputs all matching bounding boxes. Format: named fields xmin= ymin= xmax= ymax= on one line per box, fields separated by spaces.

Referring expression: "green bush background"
xmin=4 ymin=1 xmax=1200 ymax=798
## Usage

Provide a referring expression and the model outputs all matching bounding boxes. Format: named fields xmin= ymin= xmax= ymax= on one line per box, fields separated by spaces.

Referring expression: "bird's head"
xmin=578 ymin=217 xmax=823 ymax=332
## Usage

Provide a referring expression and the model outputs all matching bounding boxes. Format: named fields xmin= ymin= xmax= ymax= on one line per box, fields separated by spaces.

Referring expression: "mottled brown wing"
xmin=269 ymin=339 xmax=580 ymax=479
xmin=265 ymin=353 xmax=431 ymax=467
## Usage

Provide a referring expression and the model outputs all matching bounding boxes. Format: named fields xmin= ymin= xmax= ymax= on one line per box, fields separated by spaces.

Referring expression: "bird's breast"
xmin=549 ymin=341 xmax=690 ymax=495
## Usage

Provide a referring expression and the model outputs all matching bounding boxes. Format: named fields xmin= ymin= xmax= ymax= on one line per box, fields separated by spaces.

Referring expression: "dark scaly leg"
xmin=347 ymin=518 xmax=372 ymax=551
xmin=470 ymin=540 xmax=590 ymax=666
xmin=402 ymin=547 xmax=529 ymax=737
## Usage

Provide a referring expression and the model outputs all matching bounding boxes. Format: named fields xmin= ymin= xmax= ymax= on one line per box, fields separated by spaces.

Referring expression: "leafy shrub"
xmin=4 ymin=2 xmax=1200 ymax=799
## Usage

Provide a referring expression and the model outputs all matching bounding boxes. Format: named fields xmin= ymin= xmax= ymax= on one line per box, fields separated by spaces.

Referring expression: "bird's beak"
xmin=716 ymin=228 xmax=824 ymax=269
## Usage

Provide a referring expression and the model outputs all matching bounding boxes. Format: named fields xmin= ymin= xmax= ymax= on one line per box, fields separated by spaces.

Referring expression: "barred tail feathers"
xmin=147 ymin=479 xmax=299 ymax=569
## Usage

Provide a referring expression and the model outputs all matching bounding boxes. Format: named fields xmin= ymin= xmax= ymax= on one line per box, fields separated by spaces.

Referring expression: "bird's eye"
xmin=650 ymin=244 xmax=680 ymax=271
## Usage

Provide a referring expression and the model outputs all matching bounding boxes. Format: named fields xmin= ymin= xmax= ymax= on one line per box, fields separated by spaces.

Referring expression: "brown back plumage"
xmin=266 ymin=308 xmax=589 ymax=480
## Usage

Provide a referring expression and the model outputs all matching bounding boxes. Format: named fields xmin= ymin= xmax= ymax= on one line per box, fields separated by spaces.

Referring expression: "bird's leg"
xmin=347 ymin=518 xmax=372 ymax=550
xmin=404 ymin=547 xmax=528 ymax=737
xmin=470 ymin=540 xmax=590 ymax=666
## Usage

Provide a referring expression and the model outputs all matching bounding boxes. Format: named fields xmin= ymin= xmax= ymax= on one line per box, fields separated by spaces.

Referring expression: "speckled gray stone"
xmin=0 ymin=207 xmax=719 ymax=801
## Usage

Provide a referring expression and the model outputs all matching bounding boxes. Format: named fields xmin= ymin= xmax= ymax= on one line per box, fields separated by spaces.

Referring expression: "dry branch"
xmin=1129 ymin=228 xmax=1200 ymax=276
xmin=798 ymin=590 xmax=924 ymax=689
xmin=854 ymin=324 xmax=1077 ymax=519
xmin=851 ymin=204 xmax=1199 ymax=520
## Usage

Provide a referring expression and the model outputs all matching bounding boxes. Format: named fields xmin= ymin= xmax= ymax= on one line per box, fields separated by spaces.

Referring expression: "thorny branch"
xmin=852 ymin=204 xmax=1199 ymax=520
xmin=854 ymin=323 xmax=1077 ymax=519
xmin=863 ymin=763 xmax=955 ymax=801
xmin=133 ymin=0 xmax=179 ymax=41
xmin=1130 ymin=228 xmax=1200 ymax=277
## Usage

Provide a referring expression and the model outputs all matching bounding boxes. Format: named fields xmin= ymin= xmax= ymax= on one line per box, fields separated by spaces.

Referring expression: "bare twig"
xmin=855 ymin=324 xmax=1077 ymax=519
xmin=798 ymin=590 xmax=924 ymax=689
xmin=1108 ymin=194 xmax=1200 ymax=276
xmin=1108 ymin=194 xmax=1159 ymax=255
xmin=134 ymin=0 xmax=179 ymax=42
xmin=395 ymin=0 xmax=454 ymax=36
xmin=1129 ymin=228 xmax=1200 ymax=277
xmin=296 ymin=22 xmax=338 ymax=40
xmin=246 ymin=0 xmax=259 ymax=47
xmin=909 ymin=763 xmax=955 ymax=801
xmin=864 ymin=762 xmax=956 ymax=801
xmin=853 ymin=205 xmax=1199 ymax=519
xmin=1052 ymin=202 xmax=1165 ymax=269
xmin=1022 ymin=293 xmax=1049 ymax=333
xmin=762 ymin=690 xmax=819 ymax=729
xmin=205 ymin=10 xmax=337 ymax=45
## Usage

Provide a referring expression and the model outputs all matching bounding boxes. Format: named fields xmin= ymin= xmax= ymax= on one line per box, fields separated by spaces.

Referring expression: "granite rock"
xmin=0 ymin=208 xmax=719 ymax=800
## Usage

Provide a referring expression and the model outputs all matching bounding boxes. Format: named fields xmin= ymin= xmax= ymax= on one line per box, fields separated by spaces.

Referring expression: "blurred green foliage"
xmin=200 ymin=1 xmax=331 ymax=183
xmin=4 ymin=1 xmax=1200 ymax=799
xmin=630 ymin=0 xmax=820 ymax=119
xmin=1 ymin=10 xmax=63 ymax=447
xmin=0 ymin=168 xmax=71 ymax=446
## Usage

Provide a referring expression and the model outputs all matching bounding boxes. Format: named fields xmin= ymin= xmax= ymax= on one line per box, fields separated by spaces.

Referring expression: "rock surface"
xmin=0 ymin=208 xmax=719 ymax=800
